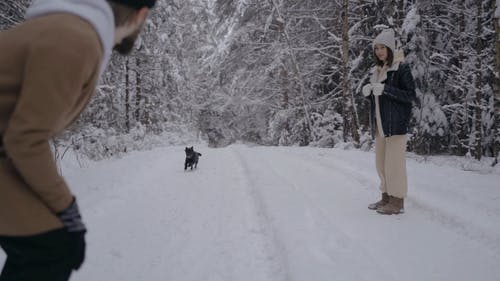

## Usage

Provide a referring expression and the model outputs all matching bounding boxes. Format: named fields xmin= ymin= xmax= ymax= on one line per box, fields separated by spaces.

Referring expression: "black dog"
xmin=184 ymin=146 xmax=202 ymax=170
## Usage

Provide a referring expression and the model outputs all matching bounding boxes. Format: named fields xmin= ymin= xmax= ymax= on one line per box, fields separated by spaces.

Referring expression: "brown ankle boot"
xmin=377 ymin=196 xmax=404 ymax=215
xmin=368 ymin=192 xmax=389 ymax=210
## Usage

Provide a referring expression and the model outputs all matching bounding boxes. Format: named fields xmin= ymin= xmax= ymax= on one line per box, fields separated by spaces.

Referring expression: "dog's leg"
xmin=184 ymin=160 xmax=188 ymax=170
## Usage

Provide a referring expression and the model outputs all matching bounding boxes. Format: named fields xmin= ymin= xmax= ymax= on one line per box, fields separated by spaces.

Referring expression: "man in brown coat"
xmin=0 ymin=0 xmax=156 ymax=280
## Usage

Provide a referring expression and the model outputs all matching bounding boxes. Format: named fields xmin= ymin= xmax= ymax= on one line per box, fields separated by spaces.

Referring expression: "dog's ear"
xmin=190 ymin=146 xmax=193 ymax=149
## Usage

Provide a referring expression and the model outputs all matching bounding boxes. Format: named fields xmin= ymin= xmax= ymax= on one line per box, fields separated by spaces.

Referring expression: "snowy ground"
xmin=1 ymin=144 xmax=500 ymax=281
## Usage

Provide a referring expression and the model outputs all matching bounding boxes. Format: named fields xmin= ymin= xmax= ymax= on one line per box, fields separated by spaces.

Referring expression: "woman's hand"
xmin=372 ymin=83 xmax=385 ymax=96
xmin=362 ymin=84 xmax=373 ymax=97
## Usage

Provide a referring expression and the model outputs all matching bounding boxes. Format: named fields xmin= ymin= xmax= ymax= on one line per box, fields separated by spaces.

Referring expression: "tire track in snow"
xmin=232 ymin=147 xmax=397 ymax=281
xmin=276 ymin=148 xmax=500 ymax=259
xmin=278 ymin=148 xmax=376 ymax=188
xmin=232 ymin=148 xmax=292 ymax=281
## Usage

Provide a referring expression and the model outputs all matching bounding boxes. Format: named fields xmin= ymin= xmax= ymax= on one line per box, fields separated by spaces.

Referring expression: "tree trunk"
xmin=474 ymin=1 xmax=483 ymax=160
xmin=494 ymin=1 xmax=500 ymax=165
xmin=341 ymin=0 xmax=349 ymax=142
xmin=125 ymin=58 xmax=131 ymax=133
xmin=135 ymin=57 xmax=142 ymax=123
xmin=458 ymin=0 xmax=469 ymax=155
xmin=280 ymin=63 xmax=289 ymax=110
xmin=341 ymin=0 xmax=360 ymax=143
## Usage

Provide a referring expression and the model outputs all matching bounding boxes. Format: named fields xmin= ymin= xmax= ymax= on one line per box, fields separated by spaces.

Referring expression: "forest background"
xmin=1 ymin=0 xmax=499 ymax=165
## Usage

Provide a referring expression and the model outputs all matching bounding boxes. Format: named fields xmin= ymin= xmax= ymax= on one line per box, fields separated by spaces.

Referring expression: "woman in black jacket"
xmin=361 ymin=29 xmax=416 ymax=215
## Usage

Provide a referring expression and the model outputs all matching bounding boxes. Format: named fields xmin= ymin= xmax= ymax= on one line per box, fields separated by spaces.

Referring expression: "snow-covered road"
xmin=1 ymin=145 xmax=499 ymax=281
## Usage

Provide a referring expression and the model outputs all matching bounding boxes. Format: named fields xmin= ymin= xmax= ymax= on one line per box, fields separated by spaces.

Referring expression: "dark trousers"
xmin=0 ymin=228 xmax=83 ymax=281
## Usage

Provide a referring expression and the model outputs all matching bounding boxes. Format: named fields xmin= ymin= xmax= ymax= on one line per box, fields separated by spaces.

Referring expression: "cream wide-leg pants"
xmin=375 ymin=133 xmax=408 ymax=198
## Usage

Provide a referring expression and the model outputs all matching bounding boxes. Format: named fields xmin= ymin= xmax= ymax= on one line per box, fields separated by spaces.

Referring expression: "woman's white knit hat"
xmin=373 ymin=29 xmax=396 ymax=52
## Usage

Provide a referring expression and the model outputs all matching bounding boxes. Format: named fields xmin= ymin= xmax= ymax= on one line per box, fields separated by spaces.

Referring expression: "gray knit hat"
xmin=373 ymin=29 xmax=396 ymax=52
xmin=109 ymin=0 xmax=156 ymax=9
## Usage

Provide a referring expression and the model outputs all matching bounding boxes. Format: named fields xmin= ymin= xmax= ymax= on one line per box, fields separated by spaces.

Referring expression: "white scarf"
xmin=25 ymin=0 xmax=115 ymax=76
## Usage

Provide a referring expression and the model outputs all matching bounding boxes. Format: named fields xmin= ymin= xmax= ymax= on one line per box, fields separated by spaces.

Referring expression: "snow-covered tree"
xmin=1 ymin=0 xmax=498 ymax=159
xmin=0 ymin=0 xmax=30 ymax=30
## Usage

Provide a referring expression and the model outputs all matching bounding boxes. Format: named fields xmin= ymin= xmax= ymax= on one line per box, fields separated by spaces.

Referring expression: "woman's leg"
xmin=375 ymin=133 xmax=387 ymax=194
xmin=384 ymin=134 xmax=408 ymax=199
xmin=369 ymin=133 xmax=391 ymax=210
xmin=377 ymin=134 xmax=408 ymax=214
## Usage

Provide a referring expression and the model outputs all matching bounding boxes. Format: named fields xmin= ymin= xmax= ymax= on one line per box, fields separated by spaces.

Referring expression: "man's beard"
xmin=113 ymin=29 xmax=140 ymax=55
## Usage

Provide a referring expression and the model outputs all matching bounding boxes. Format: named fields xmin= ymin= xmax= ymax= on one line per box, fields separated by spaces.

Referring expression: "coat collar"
xmin=369 ymin=61 xmax=401 ymax=83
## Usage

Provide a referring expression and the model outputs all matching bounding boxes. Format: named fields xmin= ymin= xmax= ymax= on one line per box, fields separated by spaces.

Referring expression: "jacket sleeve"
xmin=383 ymin=63 xmax=416 ymax=105
xmin=3 ymin=43 xmax=98 ymax=213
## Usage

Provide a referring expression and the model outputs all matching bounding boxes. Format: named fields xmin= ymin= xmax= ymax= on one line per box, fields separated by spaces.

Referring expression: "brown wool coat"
xmin=0 ymin=14 xmax=103 ymax=236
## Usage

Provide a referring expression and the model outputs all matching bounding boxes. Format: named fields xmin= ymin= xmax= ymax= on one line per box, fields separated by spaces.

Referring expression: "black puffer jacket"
xmin=368 ymin=62 xmax=416 ymax=137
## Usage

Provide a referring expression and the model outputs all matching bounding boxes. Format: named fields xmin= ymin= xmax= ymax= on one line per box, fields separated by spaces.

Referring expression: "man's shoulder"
xmin=29 ymin=13 xmax=103 ymax=60
xmin=22 ymin=14 xmax=104 ymax=80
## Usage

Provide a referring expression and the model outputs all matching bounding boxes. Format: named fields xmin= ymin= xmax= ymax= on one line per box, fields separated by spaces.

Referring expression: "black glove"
xmin=57 ymin=197 xmax=86 ymax=270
